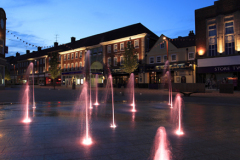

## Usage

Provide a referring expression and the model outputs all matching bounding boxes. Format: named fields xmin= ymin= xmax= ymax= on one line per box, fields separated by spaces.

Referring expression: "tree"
xmin=5 ymin=67 xmax=11 ymax=83
xmin=48 ymin=52 xmax=61 ymax=89
xmin=121 ymin=41 xmax=139 ymax=74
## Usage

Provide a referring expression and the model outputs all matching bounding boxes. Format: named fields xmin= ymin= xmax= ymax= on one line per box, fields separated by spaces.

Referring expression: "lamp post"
xmin=163 ymin=37 xmax=169 ymax=61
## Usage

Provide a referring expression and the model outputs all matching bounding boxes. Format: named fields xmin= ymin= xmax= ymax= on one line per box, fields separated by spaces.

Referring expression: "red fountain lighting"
xmin=175 ymin=95 xmax=184 ymax=136
xmin=23 ymin=84 xmax=31 ymax=123
xmin=94 ymin=74 xmax=99 ymax=106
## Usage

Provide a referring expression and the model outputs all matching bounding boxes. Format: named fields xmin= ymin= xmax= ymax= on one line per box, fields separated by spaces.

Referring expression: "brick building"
xmin=0 ymin=8 xmax=7 ymax=89
xmin=195 ymin=0 xmax=240 ymax=89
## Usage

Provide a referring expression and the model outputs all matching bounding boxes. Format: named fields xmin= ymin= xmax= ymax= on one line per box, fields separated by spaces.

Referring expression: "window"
xmin=75 ymin=52 xmax=78 ymax=58
xmin=114 ymin=44 xmax=117 ymax=52
xmin=149 ymin=57 xmax=154 ymax=64
xmin=39 ymin=67 xmax=42 ymax=73
xmin=120 ymin=43 xmax=124 ymax=51
xmin=68 ymin=54 xmax=70 ymax=60
xmin=80 ymin=51 xmax=82 ymax=58
xmin=156 ymin=56 xmax=161 ymax=63
xmin=225 ymin=22 xmax=235 ymax=55
xmin=136 ymin=53 xmax=139 ymax=62
xmin=79 ymin=62 xmax=82 ymax=69
xmin=107 ymin=45 xmax=111 ymax=53
xmin=171 ymin=54 xmax=176 ymax=62
xmin=71 ymin=53 xmax=74 ymax=59
xmin=40 ymin=59 xmax=42 ymax=64
xmin=225 ymin=41 xmax=235 ymax=55
xmin=134 ymin=40 xmax=139 ymax=48
xmin=160 ymin=42 xmax=164 ymax=49
xmin=67 ymin=64 xmax=70 ymax=71
xmin=64 ymin=55 xmax=66 ymax=61
xmin=108 ymin=57 xmax=111 ymax=66
xmin=120 ymin=56 xmax=124 ymax=65
xmin=71 ymin=63 xmax=74 ymax=70
xmin=225 ymin=22 xmax=234 ymax=34
xmin=208 ymin=25 xmax=217 ymax=56
xmin=209 ymin=25 xmax=216 ymax=36
xmin=94 ymin=49 xmax=97 ymax=54
xmin=98 ymin=47 xmax=102 ymax=55
xmin=188 ymin=52 xmax=195 ymax=60
xmin=163 ymin=55 xmax=167 ymax=62
xmin=59 ymin=55 xmax=61 ymax=61
xmin=75 ymin=62 xmax=78 ymax=70
xmin=64 ymin=64 xmax=66 ymax=71
xmin=114 ymin=57 xmax=117 ymax=66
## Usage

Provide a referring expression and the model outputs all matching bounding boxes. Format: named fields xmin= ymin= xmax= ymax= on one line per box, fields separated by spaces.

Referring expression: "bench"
xmin=179 ymin=90 xmax=198 ymax=97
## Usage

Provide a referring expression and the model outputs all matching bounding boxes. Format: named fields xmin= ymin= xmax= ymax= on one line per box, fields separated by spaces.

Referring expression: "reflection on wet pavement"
xmin=0 ymin=102 xmax=240 ymax=159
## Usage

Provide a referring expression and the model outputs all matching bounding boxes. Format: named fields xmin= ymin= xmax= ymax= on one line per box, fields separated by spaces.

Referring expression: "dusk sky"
xmin=3 ymin=0 xmax=216 ymax=57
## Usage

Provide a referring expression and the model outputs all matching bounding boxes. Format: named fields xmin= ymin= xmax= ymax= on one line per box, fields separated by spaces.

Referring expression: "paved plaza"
xmin=0 ymin=87 xmax=240 ymax=160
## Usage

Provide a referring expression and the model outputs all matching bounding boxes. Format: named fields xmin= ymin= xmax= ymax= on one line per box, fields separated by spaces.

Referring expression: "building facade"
xmin=0 ymin=8 xmax=7 ymax=89
xmin=195 ymin=0 xmax=240 ymax=89
xmin=146 ymin=32 xmax=196 ymax=88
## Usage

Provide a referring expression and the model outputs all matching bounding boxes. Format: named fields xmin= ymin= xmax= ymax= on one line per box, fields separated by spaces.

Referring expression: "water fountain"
xmin=81 ymin=50 xmax=93 ymax=145
xmin=108 ymin=74 xmax=116 ymax=128
xmin=151 ymin=127 xmax=171 ymax=160
xmin=94 ymin=74 xmax=99 ymax=106
xmin=163 ymin=61 xmax=172 ymax=108
xmin=129 ymin=73 xmax=136 ymax=112
xmin=22 ymin=62 xmax=34 ymax=123
xmin=172 ymin=93 xmax=184 ymax=135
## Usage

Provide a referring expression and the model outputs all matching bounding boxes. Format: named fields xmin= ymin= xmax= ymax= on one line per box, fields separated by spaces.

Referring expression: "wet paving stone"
xmin=0 ymin=101 xmax=240 ymax=160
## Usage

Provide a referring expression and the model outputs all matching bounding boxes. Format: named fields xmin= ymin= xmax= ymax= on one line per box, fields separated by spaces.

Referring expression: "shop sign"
xmin=198 ymin=65 xmax=240 ymax=73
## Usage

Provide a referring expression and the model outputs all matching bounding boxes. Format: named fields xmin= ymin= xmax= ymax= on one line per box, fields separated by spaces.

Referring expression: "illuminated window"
xmin=225 ymin=22 xmax=235 ymax=55
xmin=107 ymin=45 xmax=111 ymax=53
xmin=208 ymin=25 xmax=217 ymax=56
xmin=114 ymin=57 xmax=117 ymax=66
xmin=149 ymin=57 xmax=154 ymax=64
xmin=156 ymin=56 xmax=161 ymax=63
xmin=71 ymin=53 xmax=74 ymax=59
xmin=79 ymin=62 xmax=82 ymax=69
xmin=75 ymin=62 xmax=78 ymax=70
xmin=67 ymin=64 xmax=70 ymax=71
xmin=225 ymin=22 xmax=234 ymax=34
xmin=80 ymin=51 xmax=82 ymax=58
xmin=120 ymin=43 xmax=124 ymax=51
xmin=120 ymin=56 xmax=124 ymax=65
xmin=75 ymin=52 xmax=78 ymax=58
xmin=114 ymin=44 xmax=117 ymax=52
xmin=134 ymin=40 xmax=139 ymax=48
xmin=71 ymin=63 xmax=74 ymax=70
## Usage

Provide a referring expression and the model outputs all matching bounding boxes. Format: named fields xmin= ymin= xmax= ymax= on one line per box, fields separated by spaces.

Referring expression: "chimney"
xmin=26 ymin=50 xmax=30 ymax=54
xmin=54 ymin=42 xmax=58 ymax=47
xmin=188 ymin=30 xmax=195 ymax=36
xmin=38 ymin=47 xmax=42 ymax=51
xmin=71 ymin=37 xmax=76 ymax=43
xmin=16 ymin=52 xmax=20 ymax=57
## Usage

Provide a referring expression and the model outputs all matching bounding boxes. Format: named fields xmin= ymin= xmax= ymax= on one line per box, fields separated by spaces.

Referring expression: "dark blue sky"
xmin=2 ymin=0 xmax=216 ymax=57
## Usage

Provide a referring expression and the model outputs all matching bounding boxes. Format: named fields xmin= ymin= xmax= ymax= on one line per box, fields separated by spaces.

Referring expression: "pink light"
xmin=82 ymin=137 xmax=92 ymax=145
xmin=176 ymin=130 xmax=184 ymax=135
xmin=94 ymin=102 xmax=99 ymax=106
xmin=110 ymin=123 xmax=117 ymax=128
xmin=23 ymin=118 xmax=31 ymax=123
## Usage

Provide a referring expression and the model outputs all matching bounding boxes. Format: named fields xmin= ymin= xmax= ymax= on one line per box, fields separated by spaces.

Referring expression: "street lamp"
xmin=163 ymin=37 xmax=169 ymax=61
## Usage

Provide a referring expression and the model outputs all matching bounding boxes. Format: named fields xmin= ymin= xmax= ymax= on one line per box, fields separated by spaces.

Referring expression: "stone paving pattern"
xmin=0 ymin=86 xmax=240 ymax=160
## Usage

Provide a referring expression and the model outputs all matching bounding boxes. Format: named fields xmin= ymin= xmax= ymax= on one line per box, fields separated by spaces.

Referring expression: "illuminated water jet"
xmin=172 ymin=94 xmax=184 ymax=136
xmin=109 ymin=74 xmax=116 ymax=128
xmin=128 ymin=73 xmax=136 ymax=112
xmin=151 ymin=127 xmax=171 ymax=160
xmin=94 ymin=74 xmax=99 ymax=106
